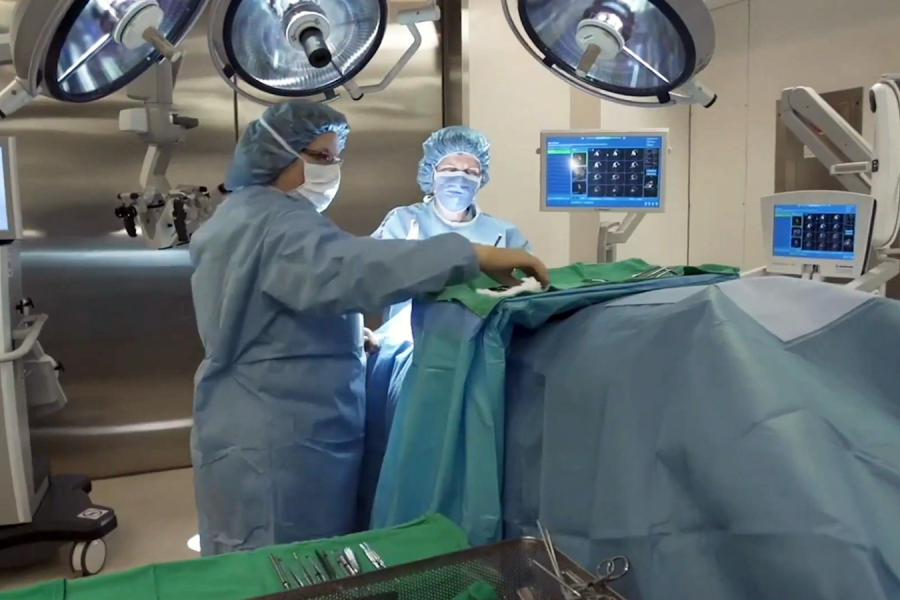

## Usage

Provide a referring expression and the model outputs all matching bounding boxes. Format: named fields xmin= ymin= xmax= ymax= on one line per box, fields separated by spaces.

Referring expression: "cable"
xmin=686 ymin=104 xmax=692 ymax=263
xmin=232 ymin=75 xmax=240 ymax=144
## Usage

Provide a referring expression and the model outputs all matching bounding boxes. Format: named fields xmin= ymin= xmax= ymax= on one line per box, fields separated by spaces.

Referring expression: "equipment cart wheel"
xmin=69 ymin=538 xmax=107 ymax=576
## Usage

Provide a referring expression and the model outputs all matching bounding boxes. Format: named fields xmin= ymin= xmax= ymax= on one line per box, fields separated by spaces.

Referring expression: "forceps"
xmin=629 ymin=266 xmax=675 ymax=280
xmin=536 ymin=521 xmax=580 ymax=599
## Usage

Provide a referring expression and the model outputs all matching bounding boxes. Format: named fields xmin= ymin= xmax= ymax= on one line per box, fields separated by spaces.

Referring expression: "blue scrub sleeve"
xmin=261 ymin=210 xmax=480 ymax=315
xmin=507 ymin=227 xmax=534 ymax=253
xmin=371 ymin=208 xmax=409 ymax=240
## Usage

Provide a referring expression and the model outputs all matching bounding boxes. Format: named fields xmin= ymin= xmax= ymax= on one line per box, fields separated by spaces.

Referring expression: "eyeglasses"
xmin=302 ymin=149 xmax=343 ymax=165
xmin=436 ymin=166 xmax=481 ymax=178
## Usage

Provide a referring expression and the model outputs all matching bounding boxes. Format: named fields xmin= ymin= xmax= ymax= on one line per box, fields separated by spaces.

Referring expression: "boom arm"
xmin=779 ymin=86 xmax=872 ymax=195
xmin=779 ymin=78 xmax=900 ymax=250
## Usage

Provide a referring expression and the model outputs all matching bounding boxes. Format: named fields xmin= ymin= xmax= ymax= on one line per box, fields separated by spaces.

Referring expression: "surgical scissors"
xmin=596 ymin=556 xmax=630 ymax=584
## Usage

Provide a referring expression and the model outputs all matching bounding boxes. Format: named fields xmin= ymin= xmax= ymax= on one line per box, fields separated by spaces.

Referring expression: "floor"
xmin=0 ymin=469 xmax=199 ymax=593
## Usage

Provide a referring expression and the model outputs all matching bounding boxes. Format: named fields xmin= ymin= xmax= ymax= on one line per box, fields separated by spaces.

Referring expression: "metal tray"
xmin=251 ymin=538 xmax=599 ymax=600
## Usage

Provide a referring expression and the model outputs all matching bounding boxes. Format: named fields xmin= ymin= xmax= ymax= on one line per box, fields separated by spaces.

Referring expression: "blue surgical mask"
xmin=433 ymin=171 xmax=480 ymax=213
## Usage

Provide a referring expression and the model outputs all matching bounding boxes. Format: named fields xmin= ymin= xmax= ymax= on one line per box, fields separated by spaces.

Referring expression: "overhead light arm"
xmin=0 ymin=79 xmax=36 ymax=120
xmin=500 ymin=0 xmax=717 ymax=109
xmin=345 ymin=1 xmax=440 ymax=100
xmin=208 ymin=0 xmax=438 ymax=105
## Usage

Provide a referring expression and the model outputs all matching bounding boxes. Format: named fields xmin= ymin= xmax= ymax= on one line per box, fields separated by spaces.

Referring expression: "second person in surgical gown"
xmin=358 ymin=128 xmax=534 ymax=523
xmin=373 ymin=126 xmax=532 ymax=250
xmin=372 ymin=127 xmax=532 ymax=322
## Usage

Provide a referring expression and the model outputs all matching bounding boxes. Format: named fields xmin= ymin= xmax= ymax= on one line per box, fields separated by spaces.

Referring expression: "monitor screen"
xmin=544 ymin=133 xmax=663 ymax=210
xmin=773 ymin=203 xmax=857 ymax=261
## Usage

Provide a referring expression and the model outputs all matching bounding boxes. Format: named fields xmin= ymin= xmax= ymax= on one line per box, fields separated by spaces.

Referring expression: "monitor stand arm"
xmin=800 ymin=264 xmax=823 ymax=281
xmin=596 ymin=212 xmax=645 ymax=263
xmin=845 ymin=254 xmax=900 ymax=294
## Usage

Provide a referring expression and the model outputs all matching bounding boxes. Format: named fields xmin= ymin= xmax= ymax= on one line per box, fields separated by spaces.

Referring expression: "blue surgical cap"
xmin=417 ymin=126 xmax=491 ymax=195
xmin=225 ymin=102 xmax=351 ymax=190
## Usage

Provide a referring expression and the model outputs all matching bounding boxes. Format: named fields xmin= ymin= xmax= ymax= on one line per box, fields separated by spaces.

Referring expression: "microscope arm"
xmin=140 ymin=144 xmax=174 ymax=192
xmin=779 ymin=86 xmax=872 ymax=195
xmin=117 ymin=58 xmax=210 ymax=250
xmin=868 ymin=76 xmax=900 ymax=250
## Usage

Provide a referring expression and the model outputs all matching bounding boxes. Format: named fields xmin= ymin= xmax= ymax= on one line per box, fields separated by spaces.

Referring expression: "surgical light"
xmin=1 ymin=0 xmax=206 ymax=115
xmin=504 ymin=0 xmax=718 ymax=108
xmin=207 ymin=0 xmax=440 ymax=104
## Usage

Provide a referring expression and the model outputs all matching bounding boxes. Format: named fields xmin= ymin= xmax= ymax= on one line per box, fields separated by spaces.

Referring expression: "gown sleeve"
xmin=261 ymin=202 xmax=480 ymax=315
xmin=371 ymin=207 xmax=411 ymax=240
xmin=507 ymin=226 xmax=534 ymax=253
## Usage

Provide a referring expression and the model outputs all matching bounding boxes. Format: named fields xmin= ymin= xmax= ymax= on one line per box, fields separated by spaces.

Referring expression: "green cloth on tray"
xmin=434 ymin=258 xmax=740 ymax=317
xmin=1 ymin=514 xmax=468 ymax=600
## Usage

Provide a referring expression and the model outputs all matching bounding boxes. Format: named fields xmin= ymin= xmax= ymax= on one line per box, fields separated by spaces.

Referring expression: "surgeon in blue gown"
xmin=372 ymin=126 xmax=532 ymax=322
xmin=357 ymin=128 xmax=535 ymax=526
xmin=189 ymin=102 xmax=549 ymax=556
xmin=374 ymin=126 xmax=532 ymax=249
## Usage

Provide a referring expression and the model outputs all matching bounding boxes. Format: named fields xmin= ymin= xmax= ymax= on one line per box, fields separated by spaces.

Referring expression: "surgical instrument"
xmin=359 ymin=542 xmax=386 ymax=569
xmin=269 ymin=554 xmax=291 ymax=590
xmin=517 ymin=589 xmax=536 ymax=600
xmin=494 ymin=235 xmax=502 ymax=246
xmin=530 ymin=559 xmax=582 ymax=598
xmin=536 ymin=521 xmax=561 ymax=579
xmin=596 ymin=556 xmax=630 ymax=585
xmin=537 ymin=521 xmax=579 ymax=600
xmin=343 ymin=547 xmax=361 ymax=575
xmin=294 ymin=552 xmax=315 ymax=585
xmin=336 ymin=552 xmax=353 ymax=577
xmin=288 ymin=566 xmax=306 ymax=588
xmin=316 ymin=549 xmax=337 ymax=580
xmin=629 ymin=266 xmax=675 ymax=281
xmin=307 ymin=554 xmax=326 ymax=582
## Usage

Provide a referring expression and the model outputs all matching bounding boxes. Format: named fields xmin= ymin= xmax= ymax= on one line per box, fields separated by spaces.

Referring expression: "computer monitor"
xmin=539 ymin=129 xmax=667 ymax=213
xmin=0 ymin=137 xmax=22 ymax=243
xmin=761 ymin=190 xmax=876 ymax=278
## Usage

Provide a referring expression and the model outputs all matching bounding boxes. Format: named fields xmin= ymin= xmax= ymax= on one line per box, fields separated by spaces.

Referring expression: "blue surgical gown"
xmin=372 ymin=200 xmax=532 ymax=321
xmin=373 ymin=200 xmax=533 ymax=251
xmin=189 ymin=185 xmax=479 ymax=556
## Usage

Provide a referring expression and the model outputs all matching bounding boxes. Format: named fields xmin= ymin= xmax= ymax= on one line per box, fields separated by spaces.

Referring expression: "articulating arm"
xmin=779 ymin=78 xmax=900 ymax=251
xmin=116 ymin=59 xmax=213 ymax=250
xmin=779 ymin=86 xmax=872 ymax=195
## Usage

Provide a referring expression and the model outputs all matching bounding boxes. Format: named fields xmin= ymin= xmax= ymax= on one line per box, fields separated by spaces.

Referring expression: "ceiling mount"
xmin=503 ymin=0 xmax=718 ymax=108
xmin=207 ymin=0 xmax=440 ymax=105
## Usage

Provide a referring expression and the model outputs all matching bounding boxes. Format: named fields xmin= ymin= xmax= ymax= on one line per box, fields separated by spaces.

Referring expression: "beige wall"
xmin=597 ymin=102 xmax=691 ymax=265
xmin=467 ymin=1 xmax=572 ymax=267
xmin=689 ymin=0 xmax=900 ymax=268
xmin=468 ymin=0 xmax=900 ymax=270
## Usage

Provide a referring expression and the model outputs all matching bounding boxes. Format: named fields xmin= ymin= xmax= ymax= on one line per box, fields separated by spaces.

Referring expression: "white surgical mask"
xmin=259 ymin=118 xmax=342 ymax=213
xmin=294 ymin=158 xmax=341 ymax=212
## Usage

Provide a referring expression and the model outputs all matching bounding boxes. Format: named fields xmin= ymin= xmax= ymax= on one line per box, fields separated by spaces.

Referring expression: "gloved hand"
xmin=472 ymin=245 xmax=550 ymax=288
xmin=363 ymin=327 xmax=380 ymax=354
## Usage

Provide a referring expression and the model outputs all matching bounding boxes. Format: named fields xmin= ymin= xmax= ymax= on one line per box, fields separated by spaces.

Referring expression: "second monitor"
xmin=540 ymin=129 xmax=667 ymax=212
